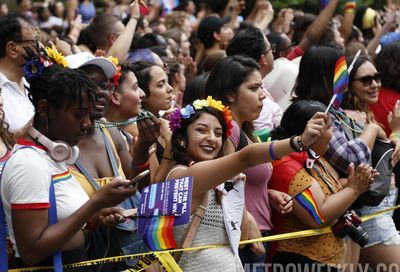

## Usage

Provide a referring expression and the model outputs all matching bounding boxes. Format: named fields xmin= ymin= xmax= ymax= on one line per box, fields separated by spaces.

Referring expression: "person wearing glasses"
xmin=341 ymin=54 xmax=400 ymax=268
xmin=0 ymin=14 xmax=38 ymax=137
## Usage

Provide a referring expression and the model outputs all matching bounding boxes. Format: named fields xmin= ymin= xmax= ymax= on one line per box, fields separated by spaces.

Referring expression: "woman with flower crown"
xmin=205 ymin=55 xmax=290 ymax=270
xmin=166 ymin=96 xmax=327 ymax=271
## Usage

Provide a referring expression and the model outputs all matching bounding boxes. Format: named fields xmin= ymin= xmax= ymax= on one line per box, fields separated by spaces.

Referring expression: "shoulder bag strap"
xmin=173 ymin=193 xmax=209 ymax=262
xmin=49 ymin=176 xmax=63 ymax=272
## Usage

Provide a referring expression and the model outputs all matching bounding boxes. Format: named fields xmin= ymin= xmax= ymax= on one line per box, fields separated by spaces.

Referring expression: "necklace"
xmin=310 ymin=159 xmax=342 ymax=193
xmin=94 ymin=111 xmax=151 ymax=128
xmin=335 ymin=113 xmax=364 ymax=134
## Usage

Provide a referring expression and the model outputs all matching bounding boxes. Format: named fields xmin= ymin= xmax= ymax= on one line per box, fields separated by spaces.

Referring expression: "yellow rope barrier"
xmin=9 ymin=204 xmax=400 ymax=272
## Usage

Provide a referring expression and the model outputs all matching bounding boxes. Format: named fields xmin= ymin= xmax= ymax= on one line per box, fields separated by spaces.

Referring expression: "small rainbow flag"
xmin=332 ymin=56 xmax=349 ymax=109
xmin=294 ymin=188 xmax=326 ymax=225
xmin=52 ymin=170 xmax=72 ymax=184
xmin=143 ymin=215 xmax=176 ymax=251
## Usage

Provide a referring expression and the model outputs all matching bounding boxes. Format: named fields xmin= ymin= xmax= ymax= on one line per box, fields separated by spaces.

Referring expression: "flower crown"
xmin=107 ymin=56 xmax=122 ymax=88
xmin=23 ymin=43 xmax=68 ymax=80
xmin=168 ymin=96 xmax=233 ymax=137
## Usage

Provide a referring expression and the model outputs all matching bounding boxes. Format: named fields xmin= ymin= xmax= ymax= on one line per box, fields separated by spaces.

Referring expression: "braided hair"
xmin=27 ymin=65 xmax=97 ymax=113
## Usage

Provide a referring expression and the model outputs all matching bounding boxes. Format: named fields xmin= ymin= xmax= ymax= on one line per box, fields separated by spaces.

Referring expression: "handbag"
xmin=337 ymin=110 xmax=393 ymax=208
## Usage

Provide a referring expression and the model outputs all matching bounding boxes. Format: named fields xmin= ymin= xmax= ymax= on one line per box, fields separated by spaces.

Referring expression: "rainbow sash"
xmin=295 ymin=188 xmax=326 ymax=225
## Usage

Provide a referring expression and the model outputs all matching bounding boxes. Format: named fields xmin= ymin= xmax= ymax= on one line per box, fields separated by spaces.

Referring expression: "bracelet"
xmin=131 ymin=159 xmax=150 ymax=171
xmin=289 ymin=136 xmax=307 ymax=152
xmin=162 ymin=156 xmax=174 ymax=161
xmin=131 ymin=16 xmax=140 ymax=21
xmin=268 ymin=141 xmax=278 ymax=160
xmin=343 ymin=2 xmax=356 ymax=14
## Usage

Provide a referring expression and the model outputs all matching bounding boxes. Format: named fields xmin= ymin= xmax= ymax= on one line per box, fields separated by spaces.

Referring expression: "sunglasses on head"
xmin=354 ymin=72 xmax=382 ymax=86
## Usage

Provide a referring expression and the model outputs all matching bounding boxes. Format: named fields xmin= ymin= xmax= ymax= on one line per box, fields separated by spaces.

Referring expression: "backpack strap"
xmin=0 ymin=146 xmax=63 ymax=271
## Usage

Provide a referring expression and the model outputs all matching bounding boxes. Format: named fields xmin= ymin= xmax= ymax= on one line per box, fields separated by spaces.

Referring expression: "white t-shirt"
xmin=253 ymin=89 xmax=283 ymax=131
xmin=1 ymin=143 xmax=89 ymax=257
xmin=263 ymin=57 xmax=299 ymax=111
xmin=0 ymin=73 xmax=35 ymax=133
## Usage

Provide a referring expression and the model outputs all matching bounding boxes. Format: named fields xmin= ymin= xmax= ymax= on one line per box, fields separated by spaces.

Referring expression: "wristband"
xmin=131 ymin=16 xmax=140 ymax=21
xmin=290 ymin=136 xmax=307 ymax=152
xmin=162 ymin=156 xmax=174 ymax=161
xmin=131 ymin=159 xmax=150 ymax=171
xmin=268 ymin=141 xmax=278 ymax=160
xmin=343 ymin=1 xmax=356 ymax=14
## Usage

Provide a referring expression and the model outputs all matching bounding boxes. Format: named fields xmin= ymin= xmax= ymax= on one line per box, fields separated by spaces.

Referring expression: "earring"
xmin=179 ymin=140 xmax=186 ymax=149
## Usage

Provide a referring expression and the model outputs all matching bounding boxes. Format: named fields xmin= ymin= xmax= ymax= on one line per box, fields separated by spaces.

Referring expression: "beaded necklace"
xmin=335 ymin=113 xmax=364 ymax=134
xmin=94 ymin=111 xmax=151 ymax=129
xmin=310 ymin=159 xmax=342 ymax=194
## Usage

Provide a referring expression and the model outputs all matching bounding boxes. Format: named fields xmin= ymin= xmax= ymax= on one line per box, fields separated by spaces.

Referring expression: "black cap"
xmin=197 ymin=15 xmax=231 ymax=44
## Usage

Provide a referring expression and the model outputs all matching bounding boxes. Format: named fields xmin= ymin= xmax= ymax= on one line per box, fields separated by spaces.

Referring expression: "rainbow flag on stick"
xmin=294 ymin=188 xmax=326 ymax=225
xmin=143 ymin=215 xmax=176 ymax=251
xmin=325 ymin=56 xmax=349 ymax=113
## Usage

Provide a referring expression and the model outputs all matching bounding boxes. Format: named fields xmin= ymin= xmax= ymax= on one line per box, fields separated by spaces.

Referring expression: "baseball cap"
xmin=197 ymin=15 xmax=231 ymax=44
xmin=66 ymin=52 xmax=117 ymax=79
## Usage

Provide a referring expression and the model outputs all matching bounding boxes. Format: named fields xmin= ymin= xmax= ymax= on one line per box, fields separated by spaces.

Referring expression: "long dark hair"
xmin=342 ymin=55 xmax=375 ymax=123
xmin=375 ymin=42 xmax=400 ymax=92
xmin=292 ymin=46 xmax=343 ymax=106
xmin=272 ymin=100 xmax=326 ymax=140
xmin=171 ymin=107 xmax=228 ymax=166
xmin=206 ymin=55 xmax=260 ymax=141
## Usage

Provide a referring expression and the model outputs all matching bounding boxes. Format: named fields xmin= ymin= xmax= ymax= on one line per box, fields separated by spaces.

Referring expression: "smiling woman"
xmin=165 ymin=96 xmax=327 ymax=272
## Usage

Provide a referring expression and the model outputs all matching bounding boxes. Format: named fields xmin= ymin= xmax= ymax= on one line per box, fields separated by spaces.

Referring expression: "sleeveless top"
xmin=71 ymin=128 xmax=125 ymax=197
xmin=229 ymin=120 xmax=273 ymax=231
xmin=173 ymin=190 xmax=244 ymax=272
xmin=167 ymin=166 xmax=244 ymax=271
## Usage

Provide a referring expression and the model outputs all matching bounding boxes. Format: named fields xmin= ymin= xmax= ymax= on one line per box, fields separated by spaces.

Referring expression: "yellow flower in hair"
xmin=206 ymin=96 xmax=225 ymax=111
xmin=107 ymin=56 xmax=119 ymax=66
xmin=192 ymin=99 xmax=208 ymax=110
xmin=45 ymin=45 xmax=68 ymax=67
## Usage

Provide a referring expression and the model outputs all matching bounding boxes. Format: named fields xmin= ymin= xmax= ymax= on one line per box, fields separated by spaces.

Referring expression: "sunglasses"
xmin=354 ymin=72 xmax=382 ymax=86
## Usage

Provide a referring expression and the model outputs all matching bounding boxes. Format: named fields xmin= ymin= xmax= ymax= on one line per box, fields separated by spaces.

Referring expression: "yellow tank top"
xmin=70 ymin=128 xmax=126 ymax=197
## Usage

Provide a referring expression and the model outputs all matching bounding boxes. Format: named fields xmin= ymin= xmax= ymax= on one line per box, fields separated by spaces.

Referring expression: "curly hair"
xmin=0 ymin=106 xmax=15 ymax=148
xmin=171 ymin=107 xmax=228 ymax=166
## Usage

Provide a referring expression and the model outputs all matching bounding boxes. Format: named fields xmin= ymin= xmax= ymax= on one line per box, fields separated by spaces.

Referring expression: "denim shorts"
xmin=360 ymin=188 xmax=400 ymax=247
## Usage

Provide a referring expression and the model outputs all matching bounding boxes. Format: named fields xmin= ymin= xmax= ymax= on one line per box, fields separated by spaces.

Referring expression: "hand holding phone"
xmin=127 ymin=169 xmax=150 ymax=188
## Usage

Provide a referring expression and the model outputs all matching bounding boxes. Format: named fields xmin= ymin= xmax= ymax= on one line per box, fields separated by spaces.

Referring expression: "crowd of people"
xmin=1 ymin=0 xmax=400 ymax=271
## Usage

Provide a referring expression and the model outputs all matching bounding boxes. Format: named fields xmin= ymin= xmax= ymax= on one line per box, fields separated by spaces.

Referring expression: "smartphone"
xmin=122 ymin=208 xmax=138 ymax=218
xmin=128 ymin=169 xmax=150 ymax=187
